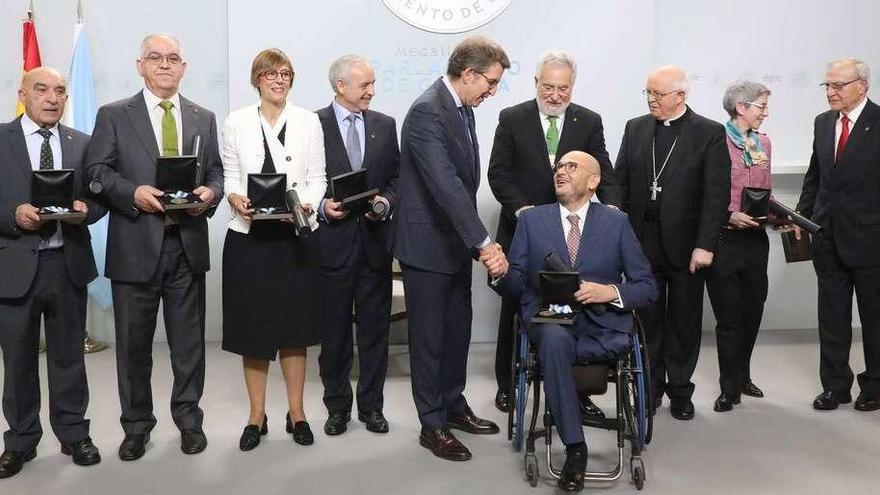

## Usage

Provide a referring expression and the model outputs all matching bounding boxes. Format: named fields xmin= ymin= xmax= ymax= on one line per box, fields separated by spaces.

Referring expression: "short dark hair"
xmin=250 ymin=48 xmax=293 ymax=90
xmin=446 ymin=36 xmax=510 ymax=79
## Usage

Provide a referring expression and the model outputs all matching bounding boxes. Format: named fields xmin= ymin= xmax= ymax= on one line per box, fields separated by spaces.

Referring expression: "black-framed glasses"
xmin=746 ymin=101 xmax=769 ymax=112
xmin=475 ymin=71 xmax=500 ymax=89
xmin=553 ymin=161 xmax=579 ymax=174
xmin=642 ymin=88 xmax=680 ymax=100
xmin=261 ymin=69 xmax=294 ymax=82
xmin=820 ymin=78 xmax=861 ymax=91
xmin=142 ymin=52 xmax=183 ymax=65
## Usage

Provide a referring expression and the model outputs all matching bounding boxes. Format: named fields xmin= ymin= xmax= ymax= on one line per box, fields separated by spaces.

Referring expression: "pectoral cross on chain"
xmin=650 ymin=180 xmax=662 ymax=201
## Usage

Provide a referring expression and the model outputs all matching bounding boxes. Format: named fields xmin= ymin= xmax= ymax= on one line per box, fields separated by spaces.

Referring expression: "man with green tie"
xmin=84 ymin=33 xmax=224 ymax=461
xmin=487 ymin=50 xmax=617 ymax=415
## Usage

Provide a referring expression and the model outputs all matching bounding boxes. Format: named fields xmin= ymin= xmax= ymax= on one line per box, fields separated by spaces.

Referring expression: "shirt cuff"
xmin=609 ymin=285 xmax=624 ymax=309
xmin=476 ymin=235 xmax=492 ymax=250
xmin=317 ymin=198 xmax=329 ymax=223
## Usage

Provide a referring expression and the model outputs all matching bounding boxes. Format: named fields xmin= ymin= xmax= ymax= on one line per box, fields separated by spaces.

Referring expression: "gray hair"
xmin=828 ymin=57 xmax=871 ymax=85
xmin=722 ymin=80 xmax=771 ymax=118
xmin=328 ymin=54 xmax=369 ymax=93
xmin=139 ymin=33 xmax=183 ymax=58
xmin=535 ymin=50 xmax=577 ymax=83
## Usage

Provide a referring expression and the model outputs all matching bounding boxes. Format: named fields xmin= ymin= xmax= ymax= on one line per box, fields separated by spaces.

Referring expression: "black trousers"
xmin=638 ymin=221 xmax=706 ymax=400
xmin=402 ymin=261 xmax=472 ymax=429
xmin=493 ymin=293 xmax=518 ymax=392
xmin=111 ymin=230 xmax=206 ymax=435
xmin=812 ymin=233 xmax=880 ymax=396
xmin=706 ymin=229 xmax=769 ymax=397
xmin=318 ymin=235 xmax=392 ymax=414
xmin=0 ymin=249 xmax=90 ymax=451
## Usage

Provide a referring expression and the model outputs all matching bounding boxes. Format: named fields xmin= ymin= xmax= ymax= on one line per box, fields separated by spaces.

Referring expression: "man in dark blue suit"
xmin=493 ymin=151 xmax=657 ymax=492
xmin=317 ymin=55 xmax=399 ymax=436
xmin=391 ymin=36 xmax=510 ymax=461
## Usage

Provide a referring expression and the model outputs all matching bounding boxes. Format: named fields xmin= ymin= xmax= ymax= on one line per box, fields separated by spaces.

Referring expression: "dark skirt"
xmin=222 ymin=221 xmax=321 ymax=359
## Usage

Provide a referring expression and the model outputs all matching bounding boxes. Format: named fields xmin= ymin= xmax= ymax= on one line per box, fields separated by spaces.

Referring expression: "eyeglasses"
xmin=820 ymin=78 xmax=861 ymax=91
xmin=746 ymin=101 xmax=769 ymax=112
xmin=553 ymin=161 xmax=579 ymax=174
xmin=642 ymin=88 xmax=680 ymax=100
xmin=475 ymin=71 xmax=500 ymax=89
xmin=539 ymin=84 xmax=571 ymax=97
xmin=142 ymin=52 xmax=183 ymax=66
xmin=261 ymin=69 xmax=294 ymax=82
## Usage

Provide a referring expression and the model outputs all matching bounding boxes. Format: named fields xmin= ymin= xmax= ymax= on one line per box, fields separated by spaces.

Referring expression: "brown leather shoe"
xmin=419 ymin=427 xmax=472 ymax=461
xmin=447 ymin=406 xmax=500 ymax=435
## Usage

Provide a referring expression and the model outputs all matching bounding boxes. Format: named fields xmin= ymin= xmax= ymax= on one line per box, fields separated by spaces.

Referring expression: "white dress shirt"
xmin=559 ymin=201 xmax=623 ymax=307
xmin=21 ymin=113 xmax=64 ymax=249
xmin=835 ymin=96 xmax=867 ymax=158
xmin=142 ymin=87 xmax=184 ymax=154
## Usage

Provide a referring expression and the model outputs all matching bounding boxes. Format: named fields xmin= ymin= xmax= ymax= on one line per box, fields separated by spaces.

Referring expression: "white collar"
xmin=559 ymin=200 xmax=590 ymax=223
xmin=663 ymin=106 xmax=688 ymax=126
xmin=540 ymin=110 xmax=565 ymax=122
xmin=841 ymin=97 xmax=868 ymax=125
xmin=143 ymin=86 xmax=181 ymax=111
xmin=20 ymin=113 xmax=59 ymax=137
xmin=441 ymin=75 xmax=464 ymax=108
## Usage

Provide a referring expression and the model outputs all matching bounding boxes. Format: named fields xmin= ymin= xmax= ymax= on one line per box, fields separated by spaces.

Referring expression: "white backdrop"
xmin=2 ymin=0 xmax=878 ymax=341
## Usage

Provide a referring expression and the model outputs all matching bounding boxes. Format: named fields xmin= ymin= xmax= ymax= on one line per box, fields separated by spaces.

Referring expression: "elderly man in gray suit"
xmin=85 ymin=33 xmax=223 ymax=461
xmin=0 ymin=67 xmax=106 ymax=479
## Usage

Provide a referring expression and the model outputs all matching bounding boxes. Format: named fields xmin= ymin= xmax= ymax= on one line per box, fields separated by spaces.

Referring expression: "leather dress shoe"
xmin=0 ymin=449 xmax=36 ymax=479
xmin=118 ymin=433 xmax=149 ymax=461
xmin=558 ymin=444 xmax=588 ymax=492
xmin=579 ymin=395 xmax=605 ymax=422
xmin=713 ymin=393 xmax=741 ymax=412
xmin=447 ymin=406 xmax=499 ymax=435
xmin=670 ymin=398 xmax=695 ymax=420
xmin=812 ymin=390 xmax=852 ymax=411
xmin=495 ymin=389 xmax=512 ymax=413
xmin=419 ymin=427 xmax=471 ymax=461
xmin=854 ymin=392 xmax=880 ymax=412
xmin=358 ymin=410 xmax=389 ymax=433
xmin=61 ymin=436 xmax=101 ymax=466
xmin=286 ymin=413 xmax=314 ymax=445
xmin=742 ymin=380 xmax=764 ymax=398
xmin=180 ymin=430 xmax=207 ymax=455
xmin=324 ymin=411 xmax=351 ymax=436
xmin=239 ymin=415 xmax=268 ymax=451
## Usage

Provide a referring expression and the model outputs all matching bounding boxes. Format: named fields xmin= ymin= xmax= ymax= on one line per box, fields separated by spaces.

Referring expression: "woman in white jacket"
xmin=221 ymin=48 xmax=326 ymax=451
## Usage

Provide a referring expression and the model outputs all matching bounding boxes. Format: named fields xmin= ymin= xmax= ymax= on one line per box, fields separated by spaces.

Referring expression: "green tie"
xmin=546 ymin=115 xmax=559 ymax=157
xmin=159 ymin=100 xmax=179 ymax=157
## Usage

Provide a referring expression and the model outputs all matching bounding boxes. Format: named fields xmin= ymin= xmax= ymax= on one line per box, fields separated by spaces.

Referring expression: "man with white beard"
xmin=487 ymin=50 xmax=616 ymax=416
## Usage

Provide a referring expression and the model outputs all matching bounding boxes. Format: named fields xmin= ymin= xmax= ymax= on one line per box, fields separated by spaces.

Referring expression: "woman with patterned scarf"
xmin=706 ymin=80 xmax=774 ymax=412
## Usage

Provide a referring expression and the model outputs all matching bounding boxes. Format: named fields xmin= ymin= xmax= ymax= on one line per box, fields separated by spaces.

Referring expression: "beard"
xmin=537 ymin=98 xmax=570 ymax=117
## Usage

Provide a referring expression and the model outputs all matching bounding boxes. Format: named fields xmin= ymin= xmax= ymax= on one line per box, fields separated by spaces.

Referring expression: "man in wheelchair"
xmin=488 ymin=151 xmax=657 ymax=492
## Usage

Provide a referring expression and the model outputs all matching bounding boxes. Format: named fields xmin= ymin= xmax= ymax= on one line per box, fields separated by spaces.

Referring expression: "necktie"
xmin=36 ymin=128 xmax=57 ymax=239
xmin=345 ymin=113 xmax=363 ymax=170
xmin=546 ymin=115 xmax=560 ymax=158
xmin=566 ymin=214 xmax=581 ymax=265
xmin=836 ymin=114 xmax=850 ymax=163
xmin=159 ymin=100 xmax=179 ymax=157
xmin=458 ymin=106 xmax=473 ymax=145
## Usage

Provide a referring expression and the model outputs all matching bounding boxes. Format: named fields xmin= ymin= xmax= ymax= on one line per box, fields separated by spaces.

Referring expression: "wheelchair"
xmin=507 ymin=314 xmax=653 ymax=490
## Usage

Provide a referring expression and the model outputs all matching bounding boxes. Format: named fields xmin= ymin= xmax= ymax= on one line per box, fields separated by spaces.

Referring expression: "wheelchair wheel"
xmin=524 ymin=453 xmax=539 ymax=487
xmin=631 ymin=458 xmax=645 ymax=490
xmin=635 ymin=319 xmax=654 ymax=445
xmin=630 ymin=333 xmax=648 ymax=448
xmin=512 ymin=332 xmax=529 ymax=452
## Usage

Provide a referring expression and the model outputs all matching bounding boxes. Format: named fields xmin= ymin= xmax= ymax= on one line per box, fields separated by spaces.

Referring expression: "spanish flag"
xmin=15 ymin=1 xmax=42 ymax=116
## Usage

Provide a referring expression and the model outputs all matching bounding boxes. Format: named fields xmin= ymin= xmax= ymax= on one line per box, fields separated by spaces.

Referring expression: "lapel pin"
xmin=865 ymin=126 xmax=871 ymax=132
xmin=285 ymin=156 xmax=292 ymax=161
xmin=572 ymin=117 xmax=578 ymax=122
xmin=371 ymin=134 xmax=375 ymax=139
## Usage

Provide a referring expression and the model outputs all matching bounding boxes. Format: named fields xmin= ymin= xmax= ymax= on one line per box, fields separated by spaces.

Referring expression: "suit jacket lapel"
xmin=435 ymin=80 xmax=474 ymax=177
xmin=363 ymin=110 xmax=376 ymax=170
xmin=125 ymin=91 xmax=159 ymax=160
xmin=59 ymin=125 xmax=75 ymax=167
xmin=7 ymin=119 xmax=31 ymax=177
xmin=838 ymin=100 xmax=878 ymax=165
xmin=538 ymin=205 xmax=572 ymax=267
xmin=819 ymin=112 xmax=837 ymax=168
xmin=556 ymin=107 xmax=580 ymax=158
xmin=660 ymin=112 xmax=694 ymax=185
xmin=180 ymin=96 xmax=200 ymax=156
xmin=575 ymin=204 xmax=604 ymax=270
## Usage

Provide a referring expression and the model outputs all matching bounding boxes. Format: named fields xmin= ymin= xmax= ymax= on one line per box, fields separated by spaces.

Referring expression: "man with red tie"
xmin=797 ymin=58 xmax=880 ymax=412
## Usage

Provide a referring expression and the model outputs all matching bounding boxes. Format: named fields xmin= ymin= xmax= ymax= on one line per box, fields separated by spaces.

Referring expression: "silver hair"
xmin=828 ymin=57 xmax=871 ymax=85
xmin=139 ymin=33 xmax=183 ymax=58
xmin=535 ymin=50 xmax=577 ymax=83
xmin=722 ymin=80 xmax=771 ymax=118
xmin=328 ymin=54 xmax=369 ymax=93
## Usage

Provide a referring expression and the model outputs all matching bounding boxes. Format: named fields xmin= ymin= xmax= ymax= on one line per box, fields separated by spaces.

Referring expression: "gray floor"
xmin=1 ymin=330 xmax=878 ymax=495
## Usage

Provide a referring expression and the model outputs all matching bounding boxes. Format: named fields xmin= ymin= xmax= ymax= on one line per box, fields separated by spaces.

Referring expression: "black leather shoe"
xmin=118 ymin=433 xmax=149 ymax=461
xmin=239 ymin=415 xmax=268 ymax=451
xmin=494 ymin=389 xmax=512 ymax=413
xmin=286 ymin=414 xmax=314 ymax=445
xmin=61 ymin=437 xmax=101 ymax=466
xmin=713 ymin=393 xmax=741 ymax=412
xmin=180 ymin=430 xmax=207 ymax=455
xmin=579 ymin=395 xmax=605 ymax=422
xmin=0 ymin=449 xmax=35 ymax=479
xmin=447 ymin=406 xmax=500 ymax=435
xmin=419 ymin=427 xmax=471 ymax=461
xmin=324 ymin=411 xmax=351 ymax=436
xmin=558 ymin=444 xmax=588 ymax=492
xmin=742 ymin=380 xmax=764 ymax=398
xmin=854 ymin=392 xmax=880 ymax=412
xmin=358 ymin=410 xmax=389 ymax=433
xmin=813 ymin=390 xmax=852 ymax=411
xmin=670 ymin=398 xmax=695 ymax=420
